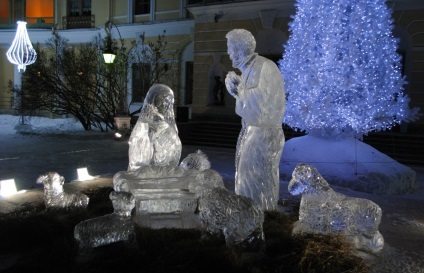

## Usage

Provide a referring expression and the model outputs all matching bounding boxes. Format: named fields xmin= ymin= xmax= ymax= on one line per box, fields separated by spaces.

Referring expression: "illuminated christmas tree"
xmin=279 ymin=0 xmax=420 ymax=194
xmin=279 ymin=0 xmax=417 ymax=138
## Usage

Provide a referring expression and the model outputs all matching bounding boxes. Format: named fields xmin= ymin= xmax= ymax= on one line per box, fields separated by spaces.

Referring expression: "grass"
xmin=0 ymin=187 xmax=368 ymax=273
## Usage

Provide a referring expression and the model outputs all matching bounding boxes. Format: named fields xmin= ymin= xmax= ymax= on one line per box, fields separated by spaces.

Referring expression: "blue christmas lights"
xmin=280 ymin=0 xmax=413 ymax=138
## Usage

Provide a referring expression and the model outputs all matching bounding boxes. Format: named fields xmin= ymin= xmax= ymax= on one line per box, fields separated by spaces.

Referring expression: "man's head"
xmin=226 ymin=29 xmax=256 ymax=69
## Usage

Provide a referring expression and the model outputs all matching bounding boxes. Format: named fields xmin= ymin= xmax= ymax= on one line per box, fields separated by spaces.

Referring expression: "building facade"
xmin=0 ymin=0 xmax=424 ymax=131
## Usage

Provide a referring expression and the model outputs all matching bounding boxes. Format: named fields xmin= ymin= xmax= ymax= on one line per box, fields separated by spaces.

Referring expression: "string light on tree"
xmin=6 ymin=21 xmax=37 ymax=73
xmin=279 ymin=0 xmax=419 ymax=138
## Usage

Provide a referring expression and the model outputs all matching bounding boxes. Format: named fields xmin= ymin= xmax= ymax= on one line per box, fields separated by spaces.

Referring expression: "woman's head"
xmin=141 ymin=84 xmax=177 ymax=131
xmin=143 ymin=84 xmax=174 ymax=114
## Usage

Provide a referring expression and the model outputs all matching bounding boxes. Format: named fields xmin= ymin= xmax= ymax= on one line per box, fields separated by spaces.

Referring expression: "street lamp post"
xmin=103 ymin=21 xmax=130 ymax=137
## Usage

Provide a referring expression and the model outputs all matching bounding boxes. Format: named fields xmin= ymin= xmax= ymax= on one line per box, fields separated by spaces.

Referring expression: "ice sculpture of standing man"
xmin=225 ymin=29 xmax=286 ymax=211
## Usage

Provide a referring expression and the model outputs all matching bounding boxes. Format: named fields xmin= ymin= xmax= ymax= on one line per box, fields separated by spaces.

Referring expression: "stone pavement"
xmin=0 ymin=132 xmax=237 ymax=215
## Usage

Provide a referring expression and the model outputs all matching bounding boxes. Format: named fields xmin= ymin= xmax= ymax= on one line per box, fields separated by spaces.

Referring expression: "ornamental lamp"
xmin=103 ymin=34 xmax=116 ymax=64
xmin=6 ymin=21 xmax=37 ymax=73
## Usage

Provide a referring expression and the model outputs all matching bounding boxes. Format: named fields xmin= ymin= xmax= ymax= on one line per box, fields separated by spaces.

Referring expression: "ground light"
xmin=0 ymin=179 xmax=17 ymax=197
xmin=77 ymin=168 xmax=94 ymax=181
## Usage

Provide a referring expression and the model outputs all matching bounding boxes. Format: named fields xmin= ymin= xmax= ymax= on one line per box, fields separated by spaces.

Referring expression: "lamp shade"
xmin=103 ymin=51 xmax=116 ymax=64
xmin=6 ymin=21 xmax=37 ymax=73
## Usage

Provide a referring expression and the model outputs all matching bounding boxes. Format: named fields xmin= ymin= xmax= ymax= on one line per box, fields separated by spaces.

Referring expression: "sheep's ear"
xmin=36 ymin=175 xmax=47 ymax=184
xmin=109 ymin=191 xmax=117 ymax=200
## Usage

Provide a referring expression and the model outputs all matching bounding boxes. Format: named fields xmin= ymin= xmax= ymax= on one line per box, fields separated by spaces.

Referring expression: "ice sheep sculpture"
xmin=198 ymin=187 xmax=265 ymax=250
xmin=288 ymin=163 xmax=384 ymax=253
xmin=36 ymin=172 xmax=89 ymax=209
xmin=180 ymin=150 xmax=211 ymax=171
xmin=74 ymin=191 xmax=136 ymax=254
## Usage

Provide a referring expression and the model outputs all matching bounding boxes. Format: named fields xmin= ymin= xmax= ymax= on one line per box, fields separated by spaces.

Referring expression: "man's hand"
xmin=225 ymin=71 xmax=242 ymax=98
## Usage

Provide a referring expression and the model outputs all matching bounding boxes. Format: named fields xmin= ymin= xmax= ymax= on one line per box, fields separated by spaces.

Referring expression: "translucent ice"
xmin=114 ymin=151 xmax=225 ymax=214
xmin=113 ymin=165 xmax=186 ymax=192
xmin=188 ymin=169 xmax=225 ymax=197
xmin=288 ymin=163 xmax=384 ymax=253
xmin=198 ymin=187 xmax=264 ymax=249
xmin=180 ymin=150 xmax=211 ymax=171
xmin=225 ymin=29 xmax=285 ymax=211
xmin=36 ymin=172 xmax=89 ymax=209
xmin=128 ymin=84 xmax=181 ymax=171
xmin=74 ymin=191 xmax=136 ymax=254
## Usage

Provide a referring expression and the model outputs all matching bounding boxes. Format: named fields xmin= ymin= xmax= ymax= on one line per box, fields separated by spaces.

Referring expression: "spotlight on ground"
xmin=114 ymin=132 xmax=122 ymax=140
xmin=1 ymin=179 xmax=17 ymax=197
xmin=77 ymin=168 xmax=94 ymax=181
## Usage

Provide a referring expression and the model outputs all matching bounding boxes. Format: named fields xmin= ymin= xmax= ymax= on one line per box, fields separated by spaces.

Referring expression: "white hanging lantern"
xmin=6 ymin=21 xmax=37 ymax=73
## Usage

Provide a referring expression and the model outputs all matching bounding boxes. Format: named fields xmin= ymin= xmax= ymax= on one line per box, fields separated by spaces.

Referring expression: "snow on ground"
xmin=0 ymin=114 xmax=86 ymax=135
xmin=280 ymin=135 xmax=417 ymax=195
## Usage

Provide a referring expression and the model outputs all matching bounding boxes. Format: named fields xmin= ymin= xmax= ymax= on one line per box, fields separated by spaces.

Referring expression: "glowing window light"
xmin=77 ymin=168 xmax=94 ymax=181
xmin=6 ymin=21 xmax=37 ymax=73
xmin=0 ymin=179 xmax=17 ymax=197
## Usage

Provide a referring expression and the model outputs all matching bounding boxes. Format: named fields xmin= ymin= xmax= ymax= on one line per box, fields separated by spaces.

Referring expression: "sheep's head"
xmin=288 ymin=164 xmax=331 ymax=195
xmin=110 ymin=191 xmax=135 ymax=217
xmin=180 ymin=150 xmax=211 ymax=171
xmin=37 ymin=172 xmax=65 ymax=193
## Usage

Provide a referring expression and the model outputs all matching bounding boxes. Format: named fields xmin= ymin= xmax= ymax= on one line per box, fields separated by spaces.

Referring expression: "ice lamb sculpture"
xmin=198 ymin=187 xmax=265 ymax=250
xmin=36 ymin=172 xmax=89 ymax=209
xmin=74 ymin=191 xmax=136 ymax=254
xmin=128 ymin=84 xmax=182 ymax=171
xmin=288 ymin=164 xmax=384 ymax=253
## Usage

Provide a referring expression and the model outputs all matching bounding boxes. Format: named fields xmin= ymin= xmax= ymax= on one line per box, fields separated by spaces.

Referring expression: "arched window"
xmin=128 ymin=41 xmax=154 ymax=103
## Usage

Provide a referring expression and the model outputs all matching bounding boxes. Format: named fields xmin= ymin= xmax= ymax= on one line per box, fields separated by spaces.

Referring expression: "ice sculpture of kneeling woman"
xmin=128 ymin=84 xmax=182 ymax=171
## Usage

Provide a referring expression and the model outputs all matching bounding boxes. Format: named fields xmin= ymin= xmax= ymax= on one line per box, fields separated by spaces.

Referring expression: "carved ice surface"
xmin=74 ymin=191 xmax=136 ymax=254
xmin=225 ymin=29 xmax=285 ymax=211
xmin=113 ymin=165 xmax=186 ymax=192
xmin=198 ymin=187 xmax=264 ymax=249
xmin=128 ymin=84 xmax=181 ymax=171
xmin=288 ymin=163 xmax=384 ymax=253
xmin=180 ymin=150 xmax=211 ymax=171
xmin=188 ymin=169 xmax=225 ymax=197
xmin=113 ymin=151 xmax=225 ymax=215
xmin=36 ymin=172 xmax=89 ymax=209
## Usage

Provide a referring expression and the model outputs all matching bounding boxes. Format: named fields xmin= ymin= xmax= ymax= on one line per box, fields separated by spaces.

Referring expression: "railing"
xmin=187 ymin=0 xmax=259 ymax=5
xmin=62 ymin=15 xmax=95 ymax=29
xmin=0 ymin=17 xmax=54 ymax=29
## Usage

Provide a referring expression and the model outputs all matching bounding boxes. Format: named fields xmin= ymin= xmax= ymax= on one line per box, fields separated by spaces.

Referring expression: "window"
xmin=26 ymin=0 xmax=54 ymax=19
xmin=135 ymin=0 xmax=150 ymax=15
xmin=0 ymin=0 xmax=10 ymax=23
xmin=132 ymin=63 xmax=151 ymax=102
xmin=0 ymin=0 xmax=54 ymax=25
xmin=68 ymin=0 xmax=91 ymax=16
xmin=185 ymin=62 xmax=193 ymax=105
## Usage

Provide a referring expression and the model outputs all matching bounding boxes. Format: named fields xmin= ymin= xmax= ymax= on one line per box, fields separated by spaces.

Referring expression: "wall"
xmin=191 ymin=18 xmax=289 ymax=121
xmin=0 ymin=48 xmax=16 ymax=111
xmin=393 ymin=9 xmax=424 ymax=131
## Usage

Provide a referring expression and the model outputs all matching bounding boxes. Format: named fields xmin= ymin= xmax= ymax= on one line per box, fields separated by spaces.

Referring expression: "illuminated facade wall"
xmin=0 ymin=0 xmax=423 ymax=130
